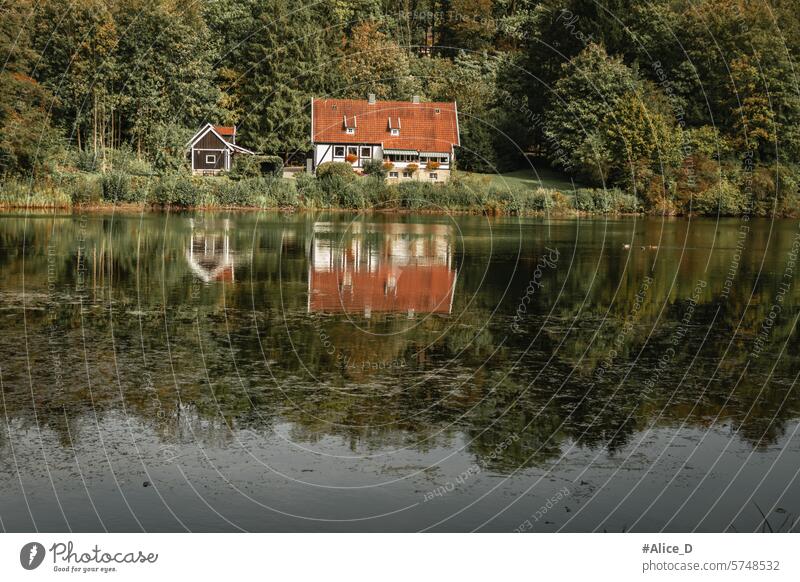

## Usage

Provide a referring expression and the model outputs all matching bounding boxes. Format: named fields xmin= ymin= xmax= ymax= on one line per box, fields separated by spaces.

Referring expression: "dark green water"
xmin=1 ymin=210 xmax=799 ymax=532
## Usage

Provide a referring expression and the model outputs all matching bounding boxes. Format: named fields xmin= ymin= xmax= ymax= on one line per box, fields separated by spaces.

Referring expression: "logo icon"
xmin=20 ymin=542 xmax=46 ymax=570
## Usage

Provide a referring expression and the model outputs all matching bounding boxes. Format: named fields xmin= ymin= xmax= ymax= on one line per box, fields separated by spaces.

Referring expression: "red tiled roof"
xmin=312 ymin=98 xmax=459 ymax=152
xmin=309 ymin=265 xmax=455 ymax=314
xmin=214 ymin=125 xmax=235 ymax=136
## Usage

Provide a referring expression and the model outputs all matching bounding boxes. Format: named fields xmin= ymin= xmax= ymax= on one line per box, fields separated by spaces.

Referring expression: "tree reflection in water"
xmin=1 ymin=211 xmax=799 ymax=531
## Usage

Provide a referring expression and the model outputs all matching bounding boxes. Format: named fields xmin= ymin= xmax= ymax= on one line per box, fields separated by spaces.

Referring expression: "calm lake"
xmin=1 ymin=210 xmax=799 ymax=532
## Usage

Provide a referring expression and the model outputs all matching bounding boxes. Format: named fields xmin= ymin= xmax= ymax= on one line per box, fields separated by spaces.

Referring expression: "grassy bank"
xmin=1 ymin=167 xmax=797 ymax=217
xmin=0 ymin=171 xmax=639 ymax=215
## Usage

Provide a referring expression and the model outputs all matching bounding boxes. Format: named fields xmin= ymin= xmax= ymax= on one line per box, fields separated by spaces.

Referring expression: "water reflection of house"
xmin=308 ymin=222 xmax=457 ymax=317
xmin=186 ymin=219 xmax=240 ymax=283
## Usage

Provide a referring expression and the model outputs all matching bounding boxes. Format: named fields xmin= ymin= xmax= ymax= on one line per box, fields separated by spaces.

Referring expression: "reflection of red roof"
xmin=310 ymin=265 xmax=455 ymax=314
xmin=213 ymin=265 xmax=234 ymax=282
xmin=312 ymin=98 xmax=460 ymax=152
xmin=214 ymin=125 xmax=235 ymax=136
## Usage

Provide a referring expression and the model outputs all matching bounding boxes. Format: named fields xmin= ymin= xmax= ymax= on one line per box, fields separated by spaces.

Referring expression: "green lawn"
xmin=465 ymin=167 xmax=586 ymax=191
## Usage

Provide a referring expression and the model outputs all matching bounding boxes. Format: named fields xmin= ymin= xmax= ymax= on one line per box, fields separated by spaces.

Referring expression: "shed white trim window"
xmin=206 ymin=154 xmax=217 ymax=164
xmin=333 ymin=146 xmax=345 ymax=158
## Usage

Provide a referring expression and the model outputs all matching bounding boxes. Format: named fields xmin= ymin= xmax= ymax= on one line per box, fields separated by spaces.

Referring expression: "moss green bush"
xmin=231 ymin=154 xmax=284 ymax=178
xmin=362 ymin=159 xmax=386 ymax=179
xmin=316 ymin=161 xmax=355 ymax=180
xmin=694 ymin=179 xmax=747 ymax=216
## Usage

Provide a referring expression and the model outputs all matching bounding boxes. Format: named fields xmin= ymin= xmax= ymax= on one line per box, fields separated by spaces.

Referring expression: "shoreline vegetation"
xmin=1 ymin=164 xmax=798 ymax=217
xmin=3 ymin=2 xmax=800 ymax=219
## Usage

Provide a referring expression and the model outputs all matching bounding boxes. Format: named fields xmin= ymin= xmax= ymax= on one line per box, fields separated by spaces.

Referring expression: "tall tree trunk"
xmin=93 ymin=92 xmax=98 ymax=154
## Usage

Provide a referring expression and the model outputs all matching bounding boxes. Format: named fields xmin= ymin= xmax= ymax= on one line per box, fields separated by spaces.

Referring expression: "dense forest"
xmin=1 ymin=0 xmax=800 ymax=214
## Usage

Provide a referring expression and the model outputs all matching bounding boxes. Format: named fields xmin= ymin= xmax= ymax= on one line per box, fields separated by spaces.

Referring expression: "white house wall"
xmin=314 ymin=144 xmax=383 ymax=170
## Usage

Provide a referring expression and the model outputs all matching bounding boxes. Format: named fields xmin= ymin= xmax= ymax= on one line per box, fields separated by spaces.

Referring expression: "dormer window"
xmin=343 ymin=114 xmax=357 ymax=134
xmin=390 ymin=128 xmax=399 ymax=136
xmin=434 ymin=108 xmax=440 ymax=114
xmin=388 ymin=116 xmax=401 ymax=135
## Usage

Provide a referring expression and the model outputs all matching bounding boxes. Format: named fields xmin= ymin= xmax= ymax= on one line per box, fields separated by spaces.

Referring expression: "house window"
xmin=347 ymin=146 xmax=358 ymax=157
xmin=441 ymin=155 xmax=449 ymax=164
xmin=346 ymin=127 xmax=355 ymax=134
xmin=386 ymin=153 xmax=418 ymax=163
xmin=333 ymin=146 xmax=345 ymax=158
xmin=390 ymin=128 xmax=400 ymax=136
xmin=403 ymin=171 xmax=412 ymax=178
xmin=205 ymin=154 xmax=216 ymax=164
xmin=434 ymin=108 xmax=440 ymax=114
xmin=389 ymin=172 xmax=399 ymax=178
xmin=360 ymin=146 xmax=371 ymax=158
xmin=429 ymin=172 xmax=438 ymax=180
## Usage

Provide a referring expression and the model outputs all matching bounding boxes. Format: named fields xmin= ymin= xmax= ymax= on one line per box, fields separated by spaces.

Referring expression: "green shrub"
xmin=776 ymin=164 xmax=800 ymax=217
xmin=269 ymin=178 xmax=300 ymax=207
xmin=694 ymin=180 xmax=746 ymax=216
xmin=612 ymin=189 xmax=640 ymax=213
xmin=101 ymin=172 xmax=130 ymax=202
xmin=259 ymin=155 xmax=284 ymax=177
xmin=295 ymin=173 xmax=326 ymax=207
xmin=316 ymin=161 xmax=355 ymax=180
xmin=574 ymin=188 xmax=595 ymax=211
xmin=76 ymin=149 xmax=100 ymax=172
xmin=58 ymin=174 xmax=103 ymax=205
xmin=231 ymin=155 xmax=284 ymax=178
xmin=362 ymin=159 xmax=386 ymax=179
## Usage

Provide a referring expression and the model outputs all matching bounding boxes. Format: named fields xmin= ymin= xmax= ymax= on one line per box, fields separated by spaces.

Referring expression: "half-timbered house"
xmin=311 ymin=95 xmax=460 ymax=182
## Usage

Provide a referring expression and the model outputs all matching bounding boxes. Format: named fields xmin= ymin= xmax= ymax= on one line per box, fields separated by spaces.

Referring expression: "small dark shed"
xmin=186 ymin=123 xmax=255 ymax=175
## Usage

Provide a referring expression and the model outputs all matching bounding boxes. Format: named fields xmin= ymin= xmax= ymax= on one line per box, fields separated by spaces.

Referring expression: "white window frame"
xmin=346 ymin=127 xmax=355 ymax=135
xmin=360 ymin=146 xmax=371 ymax=158
xmin=429 ymin=172 xmax=438 ymax=180
xmin=205 ymin=154 xmax=217 ymax=165
xmin=389 ymin=172 xmax=399 ymax=178
xmin=333 ymin=146 xmax=345 ymax=158
xmin=390 ymin=128 xmax=400 ymax=136
xmin=402 ymin=171 xmax=412 ymax=178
